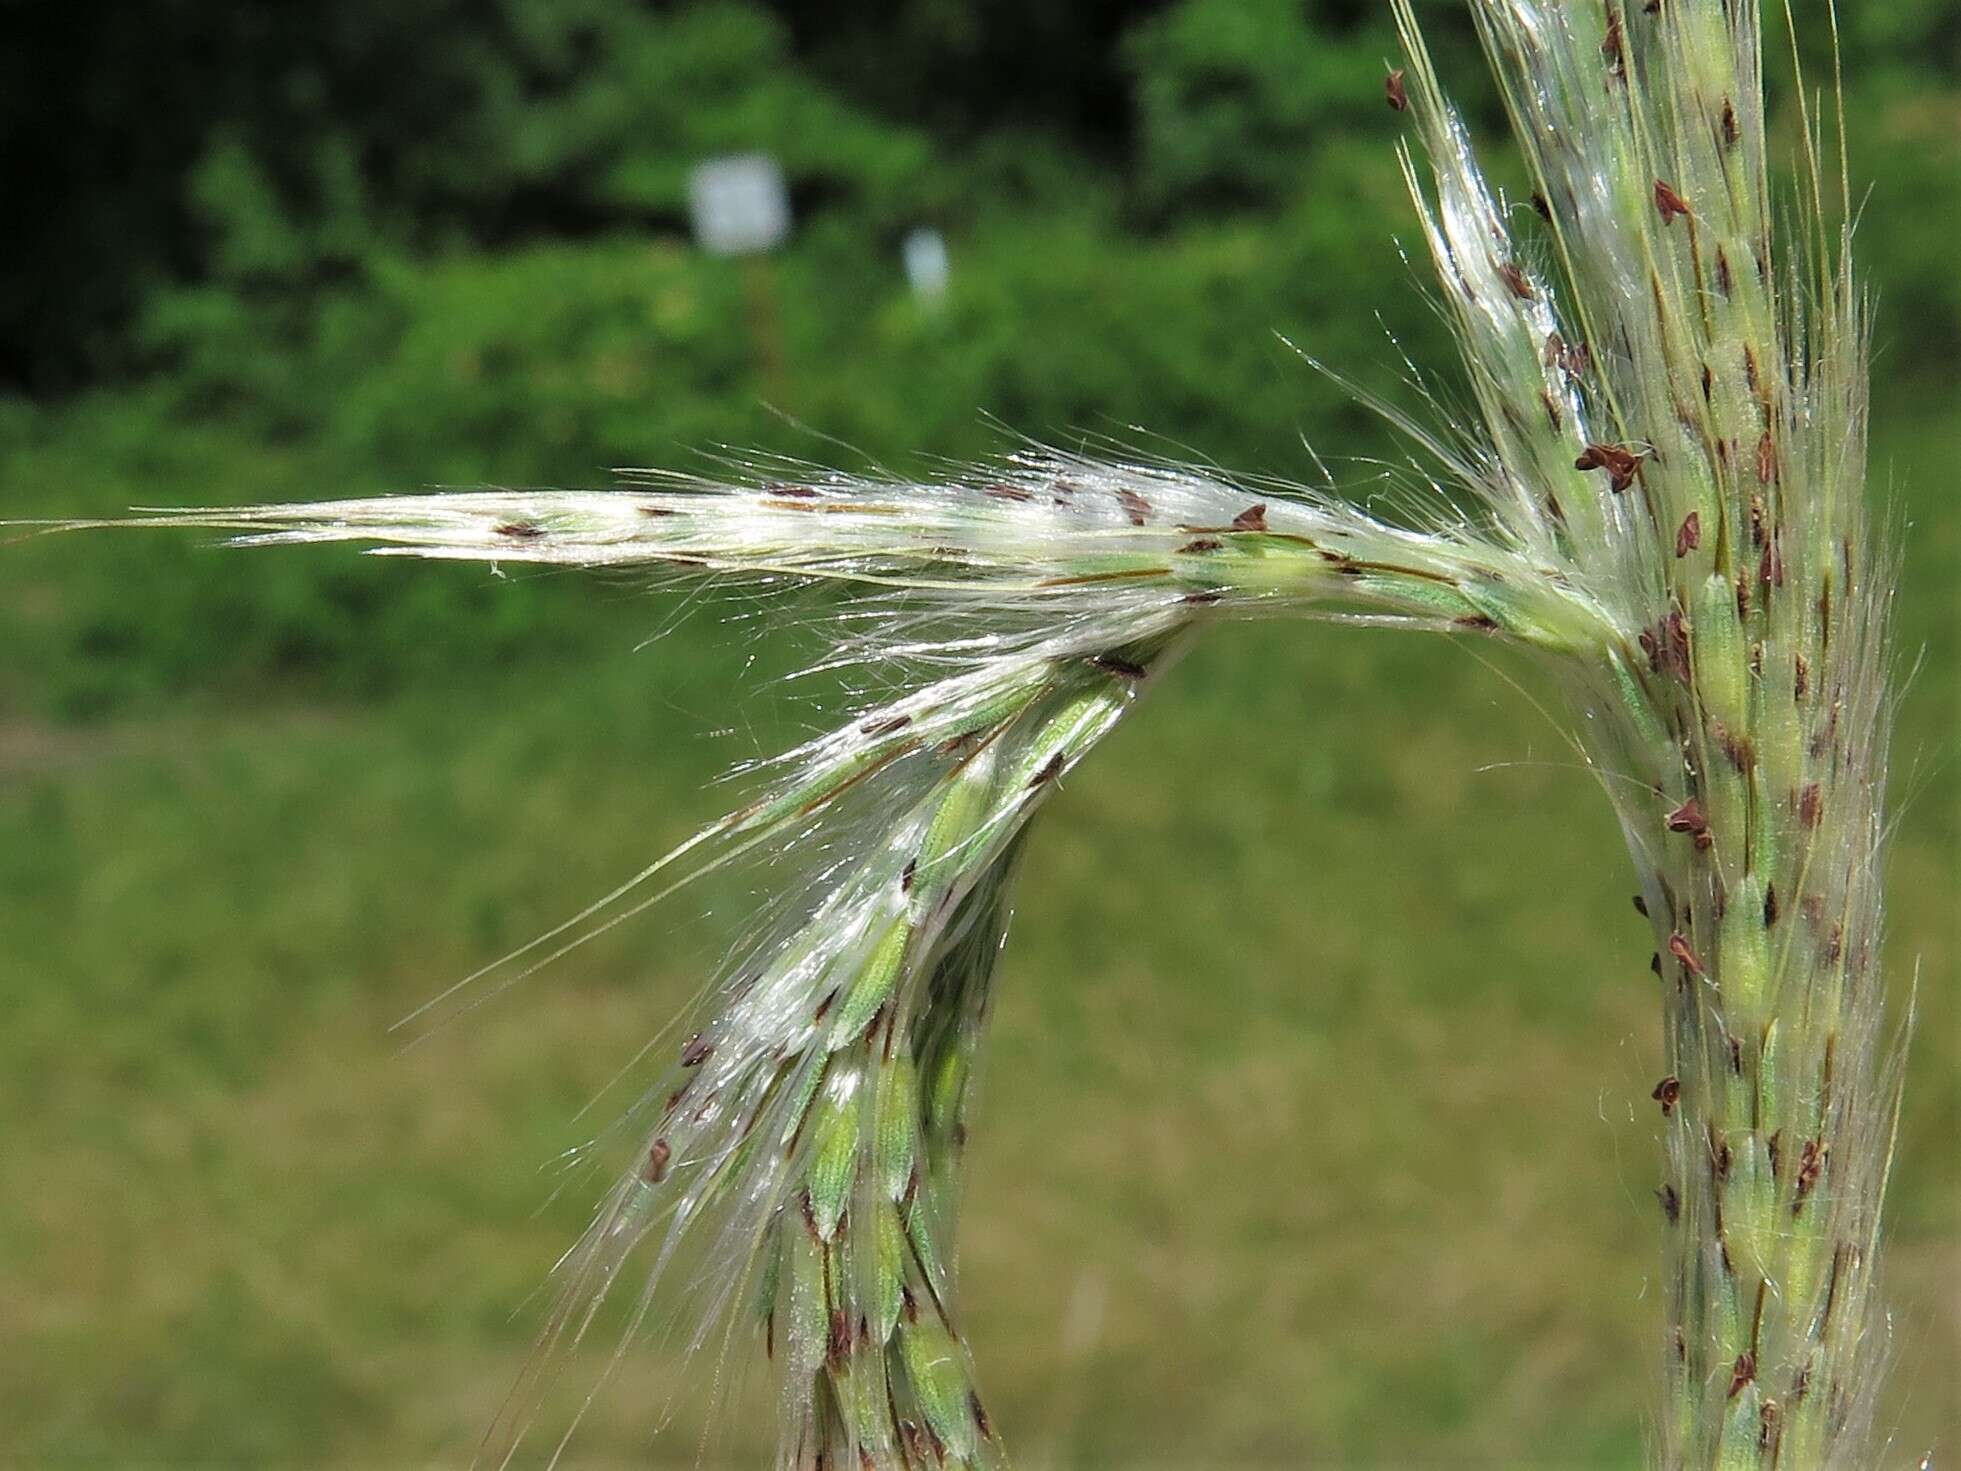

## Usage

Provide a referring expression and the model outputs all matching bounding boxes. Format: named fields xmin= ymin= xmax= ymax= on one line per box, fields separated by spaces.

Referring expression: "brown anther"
xmin=1715 ymin=1138 xmax=1732 ymax=1178
xmin=1763 ymin=883 xmax=1780 ymax=927
xmin=1759 ymin=1398 xmax=1780 ymax=1452
xmin=1658 ymin=1182 xmax=1680 ymax=1222
xmin=1177 ymin=537 xmax=1223 ymax=555
xmin=1384 ymin=68 xmax=1408 ymax=112
xmin=1793 ymin=1138 xmax=1824 ymax=1210
xmin=1675 ymin=511 xmax=1701 ymax=557
xmin=1735 ymin=571 xmax=1752 ymax=620
xmin=1498 ymin=261 xmax=1535 ymax=301
xmin=1768 ymin=1129 xmax=1783 ymax=1177
xmin=900 ymin=1283 xmax=919 ymax=1323
xmin=1758 ymin=536 xmax=1784 ymax=587
xmin=1665 ymin=610 xmax=1690 ymax=676
xmin=1602 ymin=9 xmax=1626 ymax=72
xmin=1668 ymin=931 xmax=1705 ymax=975
xmin=828 ymin=1308 xmax=851 ymax=1366
xmin=493 ymin=521 xmax=544 ymax=539
xmin=1794 ymin=654 xmax=1810 ymax=700
xmin=1453 ymin=613 xmax=1501 ymax=632
xmin=680 ymin=1033 xmax=713 ymax=1067
xmin=1654 ymin=178 xmax=1692 ymax=224
xmin=1181 ymin=590 xmax=1224 ymax=605
xmin=766 ymin=483 xmax=820 ymax=498
xmin=643 ymin=1137 xmax=672 ymax=1184
xmin=1756 ymin=430 xmax=1777 ymax=485
xmin=1638 ymin=627 xmax=1661 ymax=671
xmin=1664 ymin=797 xmax=1708 ymax=837
xmin=1231 ymin=502 xmax=1268 ymax=532
xmin=813 ymin=988 xmax=838 ymax=1023
xmin=1797 ymin=782 xmax=1822 ymax=828
xmin=1715 ymin=247 xmax=1734 ymax=295
xmin=1729 ymin=1352 xmax=1756 ymax=1399
xmin=1114 ymin=488 xmax=1152 ymax=525
xmin=983 ymin=482 xmax=1033 ymax=502
xmin=1574 ymin=441 xmax=1641 ymax=492
xmin=971 ymin=1391 xmax=993 ymax=1439
xmin=1728 ymin=1035 xmax=1744 ymax=1074
xmin=860 ymin=713 xmax=912 ymax=737
xmin=1092 ymin=653 xmax=1148 ymax=681
xmin=1652 ymin=1075 xmax=1681 ymax=1116
xmin=1719 ymin=725 xmax=1754 ymax=773
xmin=1026 ymin=752 xmax=1066 ymax=790
xmin=637 ymin=504 xmax=677 ymax=517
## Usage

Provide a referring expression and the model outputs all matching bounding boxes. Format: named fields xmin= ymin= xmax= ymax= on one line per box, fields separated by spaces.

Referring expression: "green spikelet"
xmin=830 ymin=917 xmax=911 ymax=1049
xmin=897 ymin=1315 xmax=978 ymax=1464
xmin=806 ymin=1070 xmax=864 ymax=1242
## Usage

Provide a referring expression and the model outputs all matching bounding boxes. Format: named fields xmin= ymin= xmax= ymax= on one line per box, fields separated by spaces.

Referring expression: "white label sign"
xmin=688 ymin=154 xmax=791 ymax=257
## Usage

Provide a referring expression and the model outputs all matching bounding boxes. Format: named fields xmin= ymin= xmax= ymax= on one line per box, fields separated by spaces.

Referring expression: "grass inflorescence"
xmin=18 ymin=2 xmax=1903 ymax=1468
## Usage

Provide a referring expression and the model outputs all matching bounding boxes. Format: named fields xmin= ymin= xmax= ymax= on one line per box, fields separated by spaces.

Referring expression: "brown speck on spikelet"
xmin=644 ymin=1137 xmax=672 ymax=1184
xmin=1091 ymin=653 xmax=1148 ymax=681
xmin=1385 ymin=67 xmax=1409 ymax=112
xmin=1232 ymin=503 xmax=1268 ymax=531
xmin=1654 ymin=179 xmax=1692 ymax=224
xmin=1602 ymin=8 xmax=1626 ymax=74
xmin=1729 ymin=1353 xmax=1757 ymax=1399
xmin=1653 ymin=1075 xmax=1682 ymax=1116
xmin=1676 ymin=512 xmax=1701 ymax=557
xmin=1498 ymin=261 xmax=1535 ymax=300
xmin=1114 ymin=488 xmax=1152 ymax=525
xmin=1668 ymin=932 xmax=1705 ymax=976
xmin=1665 ymin=798 xmax=1708 ymax=838
xmin=1797 ymin=783 xmax=1823 ymax=829
xmin=1575 ymin=442 xmax=1642 ymax=493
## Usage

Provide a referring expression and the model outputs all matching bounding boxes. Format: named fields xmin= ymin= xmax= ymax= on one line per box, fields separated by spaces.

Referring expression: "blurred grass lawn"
xmin=0 ymin=411 xmax=1952 ymax=1468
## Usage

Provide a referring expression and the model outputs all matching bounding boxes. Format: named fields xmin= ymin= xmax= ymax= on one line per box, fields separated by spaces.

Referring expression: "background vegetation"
xmin=1 ymin=0 xmax=1953 ymax=1464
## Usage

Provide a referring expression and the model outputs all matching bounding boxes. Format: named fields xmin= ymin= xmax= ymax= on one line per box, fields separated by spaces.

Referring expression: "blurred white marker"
xmin=688 ymin=154 xmax=790 ymax=257
xmin=902 ymin=227 xmax=950 ymax=302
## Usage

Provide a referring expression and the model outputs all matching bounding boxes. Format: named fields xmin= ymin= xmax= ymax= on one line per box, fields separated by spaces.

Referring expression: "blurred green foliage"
xmin=0 ymin=0 xmax=1953 ymax=1463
